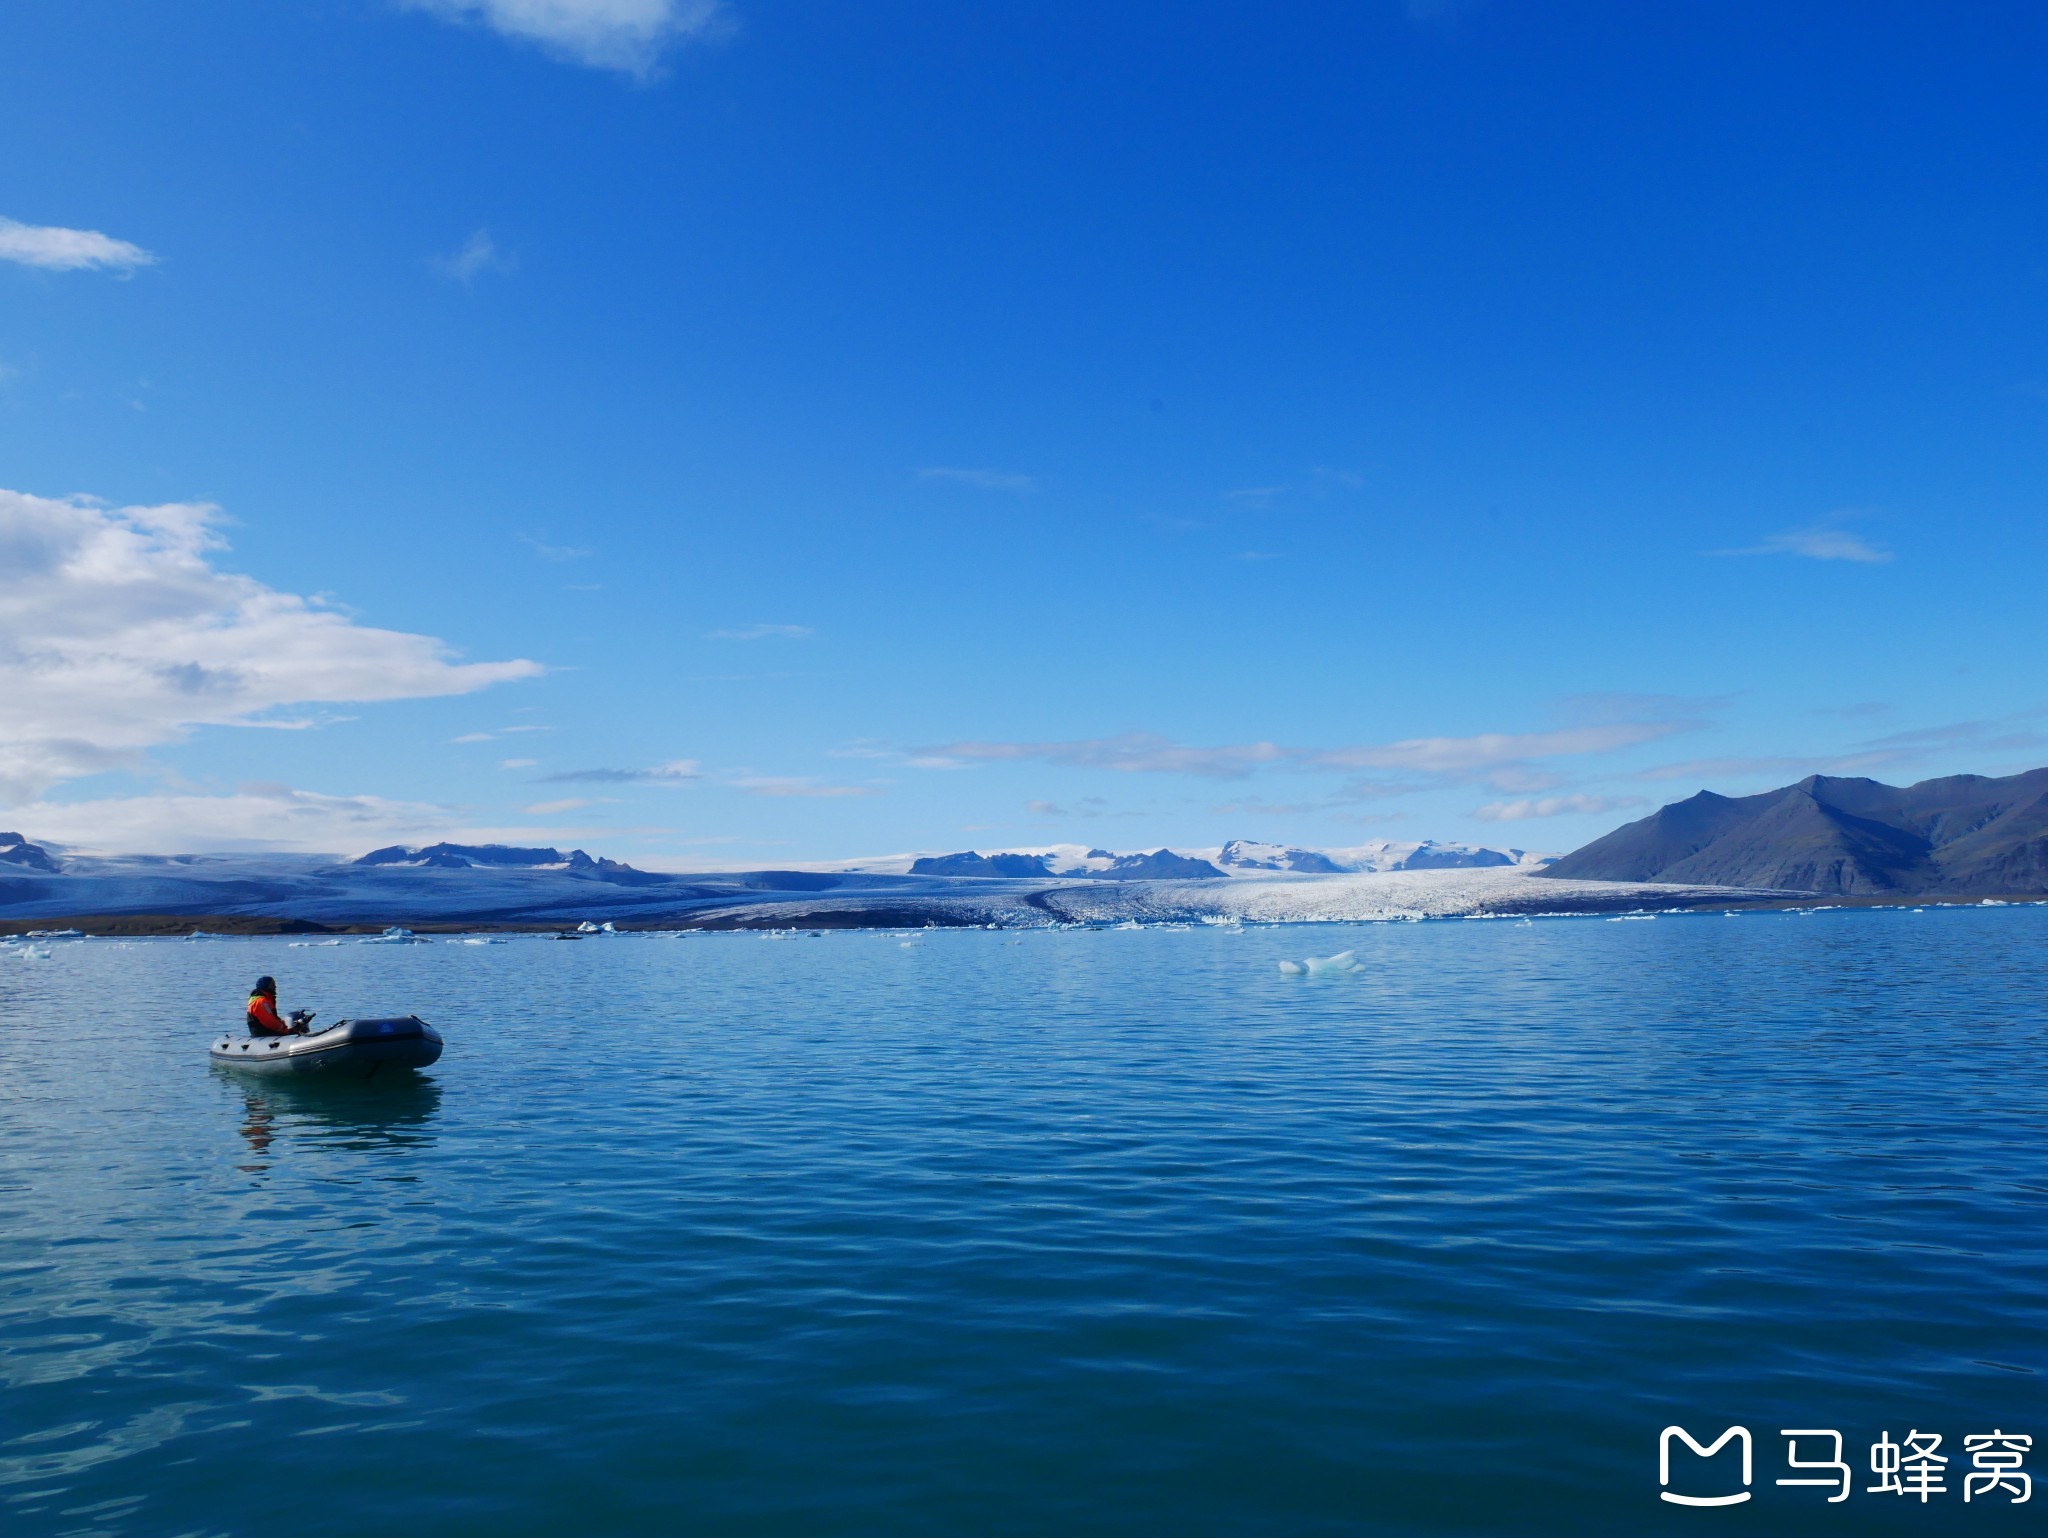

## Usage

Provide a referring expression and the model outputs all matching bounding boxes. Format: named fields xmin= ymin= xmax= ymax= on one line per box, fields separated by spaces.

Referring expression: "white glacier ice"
xmin=1031 ymin=867 xmax=1761 ymax=926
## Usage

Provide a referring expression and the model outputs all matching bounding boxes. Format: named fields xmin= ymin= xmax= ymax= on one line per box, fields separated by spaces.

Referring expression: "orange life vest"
xmin=247 ymin=993 xmax=287 ymax=1035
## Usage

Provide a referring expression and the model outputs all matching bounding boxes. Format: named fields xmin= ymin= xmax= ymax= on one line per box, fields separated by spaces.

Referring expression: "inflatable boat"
xmin=210 ymin=1015 xmax=443 ymax=1079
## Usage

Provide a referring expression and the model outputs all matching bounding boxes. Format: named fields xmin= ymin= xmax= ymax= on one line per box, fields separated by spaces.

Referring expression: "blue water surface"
xmin=4 ymin=908 xmax=2047 ymax=1535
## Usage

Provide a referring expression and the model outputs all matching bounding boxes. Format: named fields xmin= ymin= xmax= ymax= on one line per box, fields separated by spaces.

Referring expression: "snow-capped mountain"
xmin=1214 ymin=838 xmax=1545 ymax=874
xmin=908 ymin=846 xmax=1230 ymax=880
xmin=857 ymin=839 xmax=1550 ymax=879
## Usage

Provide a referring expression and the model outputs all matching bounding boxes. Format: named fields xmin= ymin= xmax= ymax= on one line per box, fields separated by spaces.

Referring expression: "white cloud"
xmin=0 ymin=217 xmax=156 ymax=274
xmin=502 ymin=757 xmax=539 ymax=769
xmin=12 ymin=787 xmax=458 ymax=855
xmin=1472 ymin=794 xmax=1647 ymax=822
xmin=0 ymin=488 xmax=541 ymax=805
xmin=7 ymin=785 xmax=640 ymax=856
xmin=401 ymin=0 xmax=725 ymax=75
xmin=523 ymin=797 xmax=597 ymax=814
xmin=917 ymin=466 xmax=1037 ymax=493
xmin=1717 ymin=522 xmax=1893 ymax=564
xmin=437 ymin=229 xmax=514 ymax=281
xmin=709 ymin=623 xmax=813 ymax=641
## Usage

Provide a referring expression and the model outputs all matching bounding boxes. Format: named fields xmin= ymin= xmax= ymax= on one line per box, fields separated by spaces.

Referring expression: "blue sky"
xmin=3 ymin=0 xmax=2046 ymax=864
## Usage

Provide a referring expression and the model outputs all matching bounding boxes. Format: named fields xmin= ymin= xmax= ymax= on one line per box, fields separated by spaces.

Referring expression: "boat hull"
xmin=210 ymin=1016 xmax=443 ymax=1079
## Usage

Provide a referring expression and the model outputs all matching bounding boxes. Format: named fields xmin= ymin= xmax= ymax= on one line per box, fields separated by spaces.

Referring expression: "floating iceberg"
xmin=1278 ymin=949 xmax=1362 ymax=976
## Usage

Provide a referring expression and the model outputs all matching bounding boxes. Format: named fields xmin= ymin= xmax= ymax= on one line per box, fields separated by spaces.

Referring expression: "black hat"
xmin=253 ymin=976 xmax=276 ymax=994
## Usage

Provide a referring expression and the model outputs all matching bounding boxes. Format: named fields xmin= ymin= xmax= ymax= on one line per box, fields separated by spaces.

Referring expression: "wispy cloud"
xmin=1205 ymin=796 xmax=1331 ymax=818
xmin=922 ymin=732 xmax=1288 ymax=780
xmin=544 ymin=759 xmax=701 ymax=784
xmin=1716 ymin=520 xmax=1893 ymax=564
xmin=1637 ymin=754 xmax=1845 ymax=785
xmin=731 ymin=776 xmax=880 ymax=799
xmin=433 ymin=227 xmax=513 ymax=281
xmin=0 ymin=217 xmax=156 ymax=274
xmin=452 ymin=723 xmax=553 ymax=743
xmin=536 ymin=759 xmax=877 ymax=800
xmin=830 ymin=740 xmax=968 ymax=770
xmin=1472 ymin=794 xmax=1646 ymax=822
xmin=518 ymin=532 xmax=589 ymax=561
xmin=5 ymin=786 xmax=455 ymax=855
xmin=0 ymin=785 xmax=652 ymax=856
xmin=1028 ymin=796 xmax=1111 ymax=818
xmin=1305 ymin=721 xmax=1695 ymax=776
xmin=502 ymin=757 xmax=538 ymax=769
xmin=918 ymin=718 xmax=1698 ymax=793
xmin=1635 ymin=709 xmax=2048 ymax=788
xmin=399 ymin=0 xmax=726 ymax=76
xmin=917 ymin=466 xmax=1037 ymax=493
xmin=1848 ymin=710 xmax=2048 ymax=762
xmin=708 ymin=623 xmax=813 ymax=641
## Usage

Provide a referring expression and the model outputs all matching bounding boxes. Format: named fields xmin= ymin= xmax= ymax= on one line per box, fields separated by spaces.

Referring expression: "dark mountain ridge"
xmin=0 ymin=833 xmax=61 ymax=874
xmin=1542 ymin=768 xmax=2048 ymax=895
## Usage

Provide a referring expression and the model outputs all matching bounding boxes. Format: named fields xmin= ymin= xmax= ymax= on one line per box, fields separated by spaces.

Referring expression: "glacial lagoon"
xmin=5 ymin=906 xmax=2047 ymax=1535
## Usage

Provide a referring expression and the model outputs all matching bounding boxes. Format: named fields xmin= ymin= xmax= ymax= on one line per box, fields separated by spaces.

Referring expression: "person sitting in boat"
xmin=246 ymin=976 xmax=293 ymax=1037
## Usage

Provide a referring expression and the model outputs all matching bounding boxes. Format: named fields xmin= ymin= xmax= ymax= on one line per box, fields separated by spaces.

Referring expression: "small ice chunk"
xmin=1282 ymin=950 xmax=1361 ymax=976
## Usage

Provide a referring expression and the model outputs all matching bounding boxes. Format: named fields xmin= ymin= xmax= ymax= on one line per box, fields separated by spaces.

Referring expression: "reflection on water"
xmin=226 ymin=1072 xmax=443 ymax=1164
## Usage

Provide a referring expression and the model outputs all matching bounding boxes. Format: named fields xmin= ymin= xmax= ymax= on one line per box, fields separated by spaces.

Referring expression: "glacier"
xmin=0 ymin=839 xmax=1787 ymax=932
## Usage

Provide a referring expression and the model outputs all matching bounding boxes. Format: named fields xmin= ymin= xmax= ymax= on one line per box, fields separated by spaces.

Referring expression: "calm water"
xmin=5 ymin=909 xmax=2048 ymax=1535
